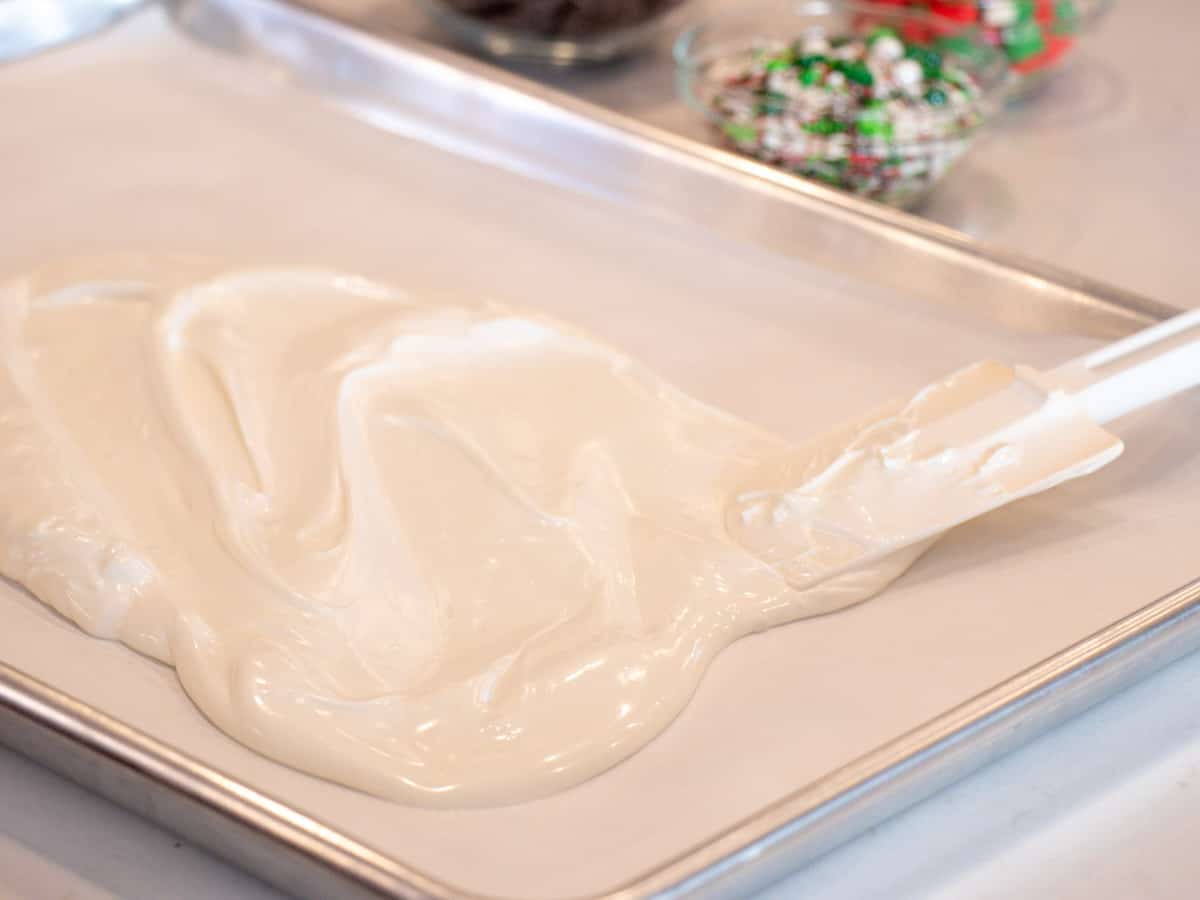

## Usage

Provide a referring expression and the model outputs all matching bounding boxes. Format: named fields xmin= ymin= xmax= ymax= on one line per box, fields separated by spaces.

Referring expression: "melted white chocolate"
xmin=0 ymin=262 xmax=1066 ymax=807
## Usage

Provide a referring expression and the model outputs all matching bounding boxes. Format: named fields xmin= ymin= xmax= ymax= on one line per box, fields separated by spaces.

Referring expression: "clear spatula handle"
xmin=1050 ymin=308 xmax=1200 ymax=426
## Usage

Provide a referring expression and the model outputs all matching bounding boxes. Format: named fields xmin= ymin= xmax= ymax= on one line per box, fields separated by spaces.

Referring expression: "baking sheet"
xmin=1 ymin=5 xmax=1198 ymax=899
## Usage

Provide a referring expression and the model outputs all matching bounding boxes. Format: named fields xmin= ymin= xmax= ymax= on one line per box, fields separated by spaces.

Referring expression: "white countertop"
xmin=3 ymin=1 xmax=1199 ymax=898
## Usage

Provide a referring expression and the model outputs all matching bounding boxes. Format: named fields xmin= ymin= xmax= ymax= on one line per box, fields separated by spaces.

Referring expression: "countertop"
xmin=3 ymin=1 xmax=1199 ymax=898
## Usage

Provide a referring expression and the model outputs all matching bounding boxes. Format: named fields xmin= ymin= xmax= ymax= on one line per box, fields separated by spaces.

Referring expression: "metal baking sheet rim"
xmin=1 ymin=2 xmax=1196 ymax=898
xmin=4 ymin=578 xmax=1200 ymax=900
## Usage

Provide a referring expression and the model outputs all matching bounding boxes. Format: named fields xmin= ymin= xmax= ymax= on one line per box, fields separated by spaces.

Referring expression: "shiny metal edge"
xmin=645 ymin=578 xmax=1200 ymax=898
xmin=6 ymin=578 xmax=1200 ymax=900
xmin=1 ymin=2 xmax=1196 ymax=898
xmin=0 ymin=659 xmax=465 ymax=900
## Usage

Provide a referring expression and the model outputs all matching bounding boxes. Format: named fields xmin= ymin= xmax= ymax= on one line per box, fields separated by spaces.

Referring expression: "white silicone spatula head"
xmin=727 ymin=308 xmax=1200 ymax=590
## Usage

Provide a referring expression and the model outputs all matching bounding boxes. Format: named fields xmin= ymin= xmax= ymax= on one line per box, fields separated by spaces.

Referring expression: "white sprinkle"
xmin=762 ymin=120 xmax=788 ymax=151
xmin=870 ymin=35 xmax=905 ymax=63
xmin=982 ymin=0 xmax=1018 ymax=26
xmin=802 ymin=31 xmax=831 ymax=56
xmin=826 ymin=134 xmax=851 ymax=160
xmin=892 ymin=58 xmax=924 ymax=91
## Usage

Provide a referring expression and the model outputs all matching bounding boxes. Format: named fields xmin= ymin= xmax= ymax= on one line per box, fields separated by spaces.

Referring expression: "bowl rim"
xmin=418 ymin=0 xmax=698 ymax=64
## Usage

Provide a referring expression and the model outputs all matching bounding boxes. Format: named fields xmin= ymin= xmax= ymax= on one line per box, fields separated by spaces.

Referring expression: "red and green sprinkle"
xmin=917 ymin=0 xmax=1084 ymax=74
xmin=706 ymin=26 xmax=986 ymax=206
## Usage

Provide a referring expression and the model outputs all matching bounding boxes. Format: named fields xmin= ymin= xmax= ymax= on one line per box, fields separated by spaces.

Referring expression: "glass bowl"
xmin=675 ymin=1 xmax=1009 ymax=209
xmin=901 ymin=0 xmax=1114 ymax=99
xmin=418 ymin=0 xmax=698 ymax=66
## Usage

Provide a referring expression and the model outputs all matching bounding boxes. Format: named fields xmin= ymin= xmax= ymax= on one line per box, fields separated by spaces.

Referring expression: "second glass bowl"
xmin=675 ymin=0 xmax=1009 ymax=209
xmin=901 ymin=0 xmax=1115 ymax=98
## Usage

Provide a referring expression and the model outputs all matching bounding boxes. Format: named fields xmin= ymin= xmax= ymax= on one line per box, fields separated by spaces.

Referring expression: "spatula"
xmin=727 ymin=308 xmax=1200 ymax=589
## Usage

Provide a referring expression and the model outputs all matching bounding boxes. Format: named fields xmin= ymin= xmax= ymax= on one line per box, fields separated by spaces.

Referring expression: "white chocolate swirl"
xmin=0 ymin=262 xmax=975 ymax=806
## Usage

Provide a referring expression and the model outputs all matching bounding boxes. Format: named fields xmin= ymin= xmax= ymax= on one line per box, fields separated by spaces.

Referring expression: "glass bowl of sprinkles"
xmin=900 ymin=0 xmax=1114 ymax=98
xmin=419 ymin=0 xmax=697 ymax=66
xmin=675 ymin=1 xmax=1010 ymax=209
